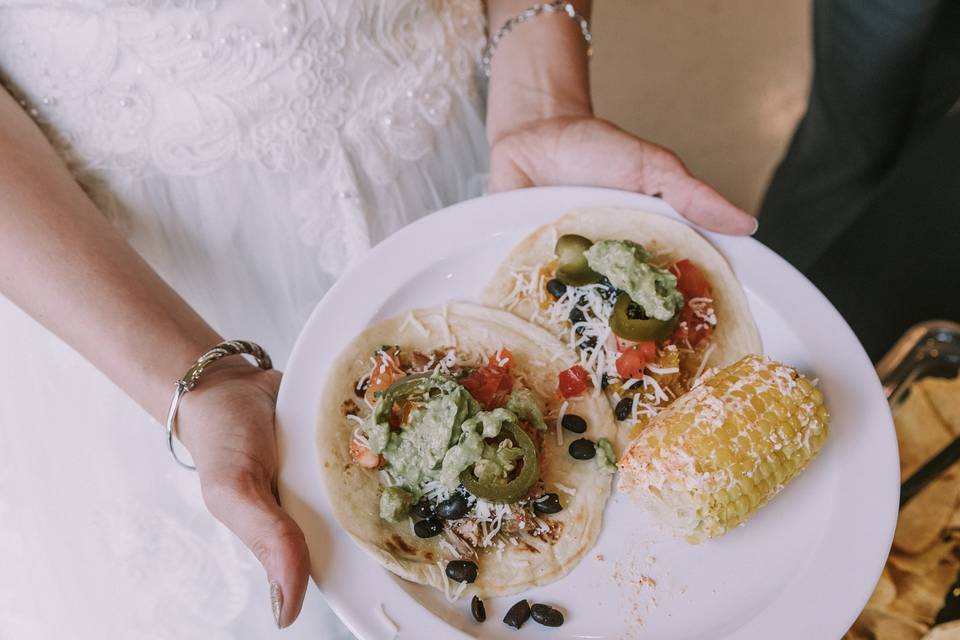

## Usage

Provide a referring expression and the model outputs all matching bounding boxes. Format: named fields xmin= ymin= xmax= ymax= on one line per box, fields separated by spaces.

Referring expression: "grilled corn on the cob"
xmin=618 ymin=354 xmax=829 ymax=542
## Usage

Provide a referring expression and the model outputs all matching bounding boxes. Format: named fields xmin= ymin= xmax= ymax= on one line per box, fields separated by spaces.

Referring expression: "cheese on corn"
xmin=618 ymin=354 xmax=829 ymax=542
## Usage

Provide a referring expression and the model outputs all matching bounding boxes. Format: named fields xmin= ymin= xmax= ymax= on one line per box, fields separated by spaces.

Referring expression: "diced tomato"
xmin=616 ymin=341 xmax=657 ymax=379
xmin=671 ymin=259 xmax=712 ymax=299
xmin=637 ymin=341 xmax=658 ymax=361
xmin=488 ymin=347 xmax=515 ymax=371
xmin=558 ymin=365 xmax=591 ymax=398
xmin=388 ymin=399 xmax=419 ymax=429
xmin=350 ymin=440 xmax=382 ymax=470
xmin=365 ymin=368 xmax=395 ymax=405
xmin=364 ymin=348 xmax=403 ymax=404
xmin=671 ymin=304 xmax=714 ymax=347
xmin=462 ymin=364 xmax=513 ymax=410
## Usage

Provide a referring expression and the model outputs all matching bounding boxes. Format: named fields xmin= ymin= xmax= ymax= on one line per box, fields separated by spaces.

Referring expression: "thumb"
xmin=488 ymin=144 xmax=535 ymax=193
xmin=643 ymin=145 xmax=756 ymax=236
xmin=202 ymin=471 xmax=311 ymax=629
xmin=660 ymin=170 xmax=758 ymax=236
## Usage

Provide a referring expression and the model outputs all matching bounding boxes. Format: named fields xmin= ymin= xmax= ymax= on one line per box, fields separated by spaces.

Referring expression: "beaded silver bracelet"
xmin=164 ymin=339 xmax=273 ymax=470
xmin=481 ymin=1 xmax=593 ymax=79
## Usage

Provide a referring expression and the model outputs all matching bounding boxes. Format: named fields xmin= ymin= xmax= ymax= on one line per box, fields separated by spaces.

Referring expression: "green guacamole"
xmin=440 ymin=407 xmax=518 ymax=489
xmin=595 ymin=437 xmax=617 ymax=475
xmin=361 ymin=372 xmax=547 ymax=520
xmin=372 ymin=382 xmax=477 ymax=492
xmin=585 ymin=240 xmax=683 ymax=321
xmin=379 ymin=486 xmax=414 ymax=522
xmin=473 ymin=439 xmax=524 ymax=485
xmin=504 ymin=388 xmax=547 ymax=431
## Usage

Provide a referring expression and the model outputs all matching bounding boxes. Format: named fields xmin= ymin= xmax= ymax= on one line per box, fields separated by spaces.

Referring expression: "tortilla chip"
xmin=895 ymin=469 xmax=960 ymax=554
xmin=896 ymin=388 xmax=954 ymax=479
xmin=889 ymin=562 xmax=958 ymax=625
xmin=920 ymin=376 xmax=960 ymax=436
xmin=924 ymin=620 xmax=960 ymax=639
xmin=866 ymin=567 xmax=899 ymax=608
xmin=853 ymin=606 xmax=929 ymax=640
xmin=844 ymin=622 xmax=874 ymax=640
xmin=888 ymin=543 xmax=957 ymax=584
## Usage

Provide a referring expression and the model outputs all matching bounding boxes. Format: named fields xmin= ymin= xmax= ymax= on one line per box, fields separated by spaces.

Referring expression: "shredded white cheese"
xmin=646 ymin=365 xmax=680 ymax=375
xmin=480 ymin=503 xmax=511 ymax=547
xmin=436 ymin=561 xmax=469 ymax=603
xmin=451 ymin=580 xmax=468 ymax=602
xmin=693 ymin=343 xmax=717 ymax=382
xmin=642 ymin=375 xmax=669 ymax=404
xmin=556 ymin=400 xmax=569 ymax=447
xmin=398 ymin=311 xmax=429 ymax=338
xmin=554 ymin=482 xmax=577 ymax=496
xmin=437 ymin=562 xmax=452 ymax=601
xmin=440 ymin=304 xmax=453 ymax=346
xmin=438 ymin=539 xmax=458 ymax=558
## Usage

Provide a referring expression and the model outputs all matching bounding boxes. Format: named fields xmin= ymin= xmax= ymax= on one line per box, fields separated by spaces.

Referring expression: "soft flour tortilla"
xmin=317 ymin=303 xmax=617 ymax=597
xmin=483 ymin=207 xmax=762 ymax=371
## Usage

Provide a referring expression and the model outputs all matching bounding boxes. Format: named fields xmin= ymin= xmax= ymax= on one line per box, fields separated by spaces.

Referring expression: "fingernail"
xmin=749 ymin=216 xmax=759 ymax=236
xmin=270 ymin=581 xmax=283 ymax=629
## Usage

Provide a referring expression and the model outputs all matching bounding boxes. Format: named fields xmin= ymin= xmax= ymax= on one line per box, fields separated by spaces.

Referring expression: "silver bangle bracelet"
xmin=481 ymin=1 xmax=593 ymax=79
xmin=164 ymin=339 xmax=273 ymax=470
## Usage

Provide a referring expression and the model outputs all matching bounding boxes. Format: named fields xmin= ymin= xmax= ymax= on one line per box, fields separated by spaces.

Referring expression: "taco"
xmin=317 ymin=303 xmax=617 ymax=599
xmin=484 ymin=207 xmax=762 ymax=446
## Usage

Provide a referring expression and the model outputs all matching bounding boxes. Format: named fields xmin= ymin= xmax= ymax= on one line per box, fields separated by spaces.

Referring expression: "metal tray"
xmin=877 ymin=320 xmax=960 ymax=409
xmin=875 ymin=320 xmax=960 ymax=625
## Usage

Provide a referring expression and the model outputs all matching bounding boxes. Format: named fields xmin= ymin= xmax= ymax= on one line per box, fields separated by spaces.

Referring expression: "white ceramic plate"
xmin=277 ymin=187 xmax=898 ymax=640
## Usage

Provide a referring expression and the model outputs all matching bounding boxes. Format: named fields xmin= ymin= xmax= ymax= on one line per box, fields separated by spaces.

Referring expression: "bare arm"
xmin=484 ymin=1 xmax=757 ymax=235
xmin=0 ymin=86 xmax=308 ymax=628
xmin=0 ymin=87 xmax=220 ymax=420
xmin=485 ymin=0 xmax=593 ymax=146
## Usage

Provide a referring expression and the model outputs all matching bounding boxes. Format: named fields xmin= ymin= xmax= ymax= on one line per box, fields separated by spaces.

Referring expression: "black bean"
xmin=568 ymin=438 xmax=596 ymax=460
xmin=354 ymin=377 xmax=369 ymax=398
xmin=533 ymin=493 xmax=563 ymax=514
xmin=410 ymin=497 xmax=434 ymax=519
xmin=615 ymin=397 xmax=633 ymax=421
xmin=545 ymin=278 xmax=567 ymax=299
xmin=470 ymin=595 xmax=486 ymax=623
xmin=601 ymin=373 xmax=610 ymax=389
xmin=446 ymin=560 xmax=478 ymax=584
xmin=503 ymin=599 xmax=531 ymax=629
xmin=413 ymin=518 xmax=443 ymax=538
xmin=560 ymin=414 xmax=587 ymax=433
xmin=530 ymin=604 xmax=564 ymax=627
xmin=568 ymin=307 xmax=586 ymax=324
xmin=436 ymin=493 xmax=469 ymax=520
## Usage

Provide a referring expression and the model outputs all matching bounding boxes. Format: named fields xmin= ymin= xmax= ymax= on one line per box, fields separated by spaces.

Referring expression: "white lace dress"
xmin=0 ymin=2 xmax=487 ymax=638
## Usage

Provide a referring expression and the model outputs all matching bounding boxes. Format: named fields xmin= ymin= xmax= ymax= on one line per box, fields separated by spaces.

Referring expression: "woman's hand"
xmin=489 ymin=115 xmax=758 ymax=236
xmin=177 ymin=363 xmax=307 ymax=630
xmin=484 ymin=1 xmax=756 ymax=236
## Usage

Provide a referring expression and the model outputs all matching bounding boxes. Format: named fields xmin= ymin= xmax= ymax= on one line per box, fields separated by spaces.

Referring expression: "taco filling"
xmin=500 ymin=234 xmax=718 ymax=432
xmin=346 ymin=344 xmax=590 ymax=576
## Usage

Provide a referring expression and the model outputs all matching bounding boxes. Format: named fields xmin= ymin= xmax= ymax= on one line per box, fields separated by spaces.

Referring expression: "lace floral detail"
xmin=92 ymin=486 xmax=255 ymax=639
xmin=0 ymin=0 xmax=485 ymax=272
